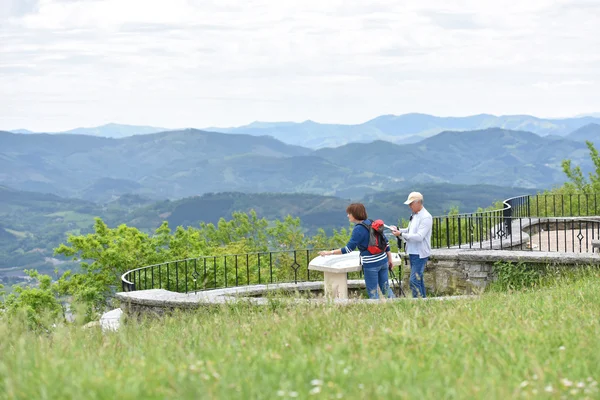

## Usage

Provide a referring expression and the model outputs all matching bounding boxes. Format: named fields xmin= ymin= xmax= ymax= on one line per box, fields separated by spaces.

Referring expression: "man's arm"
xmin=402 ymin=216 xmax=432 ymax=242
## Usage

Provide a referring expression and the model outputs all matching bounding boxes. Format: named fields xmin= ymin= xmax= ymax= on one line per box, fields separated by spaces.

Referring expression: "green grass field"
xmin=1 ymin=272 xmax=599 ymax=399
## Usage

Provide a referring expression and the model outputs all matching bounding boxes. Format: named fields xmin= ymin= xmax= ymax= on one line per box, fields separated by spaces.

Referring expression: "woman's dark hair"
xmin=346 ymin=203 xmax=367 ymax=220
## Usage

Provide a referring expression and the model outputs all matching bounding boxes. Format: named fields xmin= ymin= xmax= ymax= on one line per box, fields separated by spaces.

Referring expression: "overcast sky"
xmin=1 ymin=0 xmax=599 ymax=131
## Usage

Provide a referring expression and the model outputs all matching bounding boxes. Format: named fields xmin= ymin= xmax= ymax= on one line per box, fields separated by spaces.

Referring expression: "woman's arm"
xmin=319 ymin=225 xmax=363 ymax=256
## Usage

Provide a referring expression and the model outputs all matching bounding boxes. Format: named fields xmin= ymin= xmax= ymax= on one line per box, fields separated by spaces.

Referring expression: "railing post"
xmin=185 ymin=260 xmax=188 ymax=293
xmin=457 ymin=216 xmax=462 ymax=248
xmin=504 ymin=205 xmax=512 ymax=237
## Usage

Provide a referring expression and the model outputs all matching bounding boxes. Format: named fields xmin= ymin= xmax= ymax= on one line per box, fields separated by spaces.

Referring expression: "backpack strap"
xmin=355 ymin=220 xmax=371 ymax=252
xmin=356 ymin=221 xmax=370 ymax=230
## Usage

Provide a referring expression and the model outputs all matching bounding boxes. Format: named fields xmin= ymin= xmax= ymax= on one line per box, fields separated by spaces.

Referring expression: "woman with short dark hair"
xmin=319 ymin=203 xmax=394 ymax=299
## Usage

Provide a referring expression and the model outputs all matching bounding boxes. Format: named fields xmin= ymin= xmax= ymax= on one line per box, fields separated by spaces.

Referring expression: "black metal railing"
xmin=121 ymin=249 xmax=344 ymax=293
xmin=432 ymin=216 xmax=600 ymax=251
xmin=509 ymin=217 xmax=600 ymax=252
xmin=431 ymin=193 xmax=600 ymax=249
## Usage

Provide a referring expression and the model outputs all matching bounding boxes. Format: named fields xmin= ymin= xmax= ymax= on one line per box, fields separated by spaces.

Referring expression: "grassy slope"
xmin=1 ymin=275 xmax=599 ymax=399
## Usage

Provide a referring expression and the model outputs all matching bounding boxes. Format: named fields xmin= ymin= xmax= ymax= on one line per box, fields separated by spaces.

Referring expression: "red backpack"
xmin=357 ymin=219 xmax=387 ymax=254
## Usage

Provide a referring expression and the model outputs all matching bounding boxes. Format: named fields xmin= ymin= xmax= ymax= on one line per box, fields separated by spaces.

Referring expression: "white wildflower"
xmin=577 ymin=382 xmax=586 ymax=388
xmin=309 ymin=387 xmax=321 ymax=395
xmin=311 ymin=380 xmax=323 ymax=386
xmin=545 ymin=385 xmax=553 ymax=393
xmin=520 ymin=381 xmax=529 ymax=388
xmin=289 ymin=391 xmax=299 ymax=398
xmin=277 ymin=390 xmax=286 ymax=397
xmin=559 ymin=346 xmax=566 ymax=351
xmin=561 ymin=378 xmax=573 ymax=387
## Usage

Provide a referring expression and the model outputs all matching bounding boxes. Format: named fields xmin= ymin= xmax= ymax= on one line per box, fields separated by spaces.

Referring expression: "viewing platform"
xmin=114 ymin=193 xmax=600 ymax=317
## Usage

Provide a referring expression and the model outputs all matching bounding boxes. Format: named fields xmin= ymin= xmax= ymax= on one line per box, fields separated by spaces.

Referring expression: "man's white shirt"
xmin=400 ymin=207 xmax=433 ymax=258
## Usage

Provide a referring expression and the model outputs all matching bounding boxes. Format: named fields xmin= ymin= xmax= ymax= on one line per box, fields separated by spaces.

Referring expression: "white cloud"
xmin=0 ymin=0 xmax=599 ymax=131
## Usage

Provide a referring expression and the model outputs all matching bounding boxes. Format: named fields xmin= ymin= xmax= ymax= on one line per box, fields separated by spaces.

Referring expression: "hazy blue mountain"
xmin=10 ymin=123 xmax=170 ymax=138
xmin=207 ymin=113 xmax=600 ymax=148
xmin=314 ymin=128 xmax=591 ymax=188
xmin=566 ymin=123 xmax=600 ymax=145
xmin=207 ymin=119 xmax=382 ymax=148
xmin=9 ymin=129 xmax=34 ymax=134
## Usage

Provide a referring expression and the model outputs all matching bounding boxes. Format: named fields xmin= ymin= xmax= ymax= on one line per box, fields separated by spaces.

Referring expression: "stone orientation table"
xmin=308 ymin=251 xmax=403 ymax=299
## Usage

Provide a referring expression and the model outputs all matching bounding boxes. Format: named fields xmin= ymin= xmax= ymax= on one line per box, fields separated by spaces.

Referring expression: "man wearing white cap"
xmin=390 ymin=192 xmax=432 ymax=298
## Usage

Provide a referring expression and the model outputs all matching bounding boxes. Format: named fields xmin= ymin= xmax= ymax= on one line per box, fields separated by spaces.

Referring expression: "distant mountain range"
xmin=0 ymin=126 xmax=596 ymax=202
xmin=10 ymin=123 xmax=170 ymax=139
xmin=9 ymin=113 xmax=600 ymax=148
xmin=207 ymin=114 xmax=600 ymax=148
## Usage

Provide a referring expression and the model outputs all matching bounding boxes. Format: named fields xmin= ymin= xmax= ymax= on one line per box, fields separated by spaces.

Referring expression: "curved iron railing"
xmin=121 ymin=249 xmax=334 ymax=293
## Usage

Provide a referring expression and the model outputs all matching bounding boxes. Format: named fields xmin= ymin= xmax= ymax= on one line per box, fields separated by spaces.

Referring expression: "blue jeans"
xmin=409 ymin=254 xmax=428 ymax=298
xmin=363 ymin=263 xmax=395 ymax=299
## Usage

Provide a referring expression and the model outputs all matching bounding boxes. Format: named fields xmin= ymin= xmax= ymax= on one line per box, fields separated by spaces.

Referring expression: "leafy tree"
xmin=55 ymin=218 xmax=161 ymax=283
xmin=267 ymin=215 xmax=305 ymax=250
xmin=198 ymin=210 xmax=269 ymax=251
xmin=562 ymin=140 xmax=600 ymax=193
xmin=306 ymin=227 xmax=351 ymax=250
xmin=527 ymin=141 xmax=600 ymax=217
xmin=44 ymin=211 xmax=325 ymax=320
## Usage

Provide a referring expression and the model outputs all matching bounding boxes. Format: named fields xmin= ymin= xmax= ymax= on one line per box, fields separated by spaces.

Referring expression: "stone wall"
xmin=409 ymin=249 xmax=600 ymax=295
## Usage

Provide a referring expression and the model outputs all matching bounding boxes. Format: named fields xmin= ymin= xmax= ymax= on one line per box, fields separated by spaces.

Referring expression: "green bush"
xmin=1 ymin=270 xmax=64 ymax=331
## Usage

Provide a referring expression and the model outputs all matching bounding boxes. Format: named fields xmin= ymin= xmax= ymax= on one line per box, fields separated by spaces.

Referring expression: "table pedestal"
xmin=323 ymin=271 xmax=348 ymax=299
